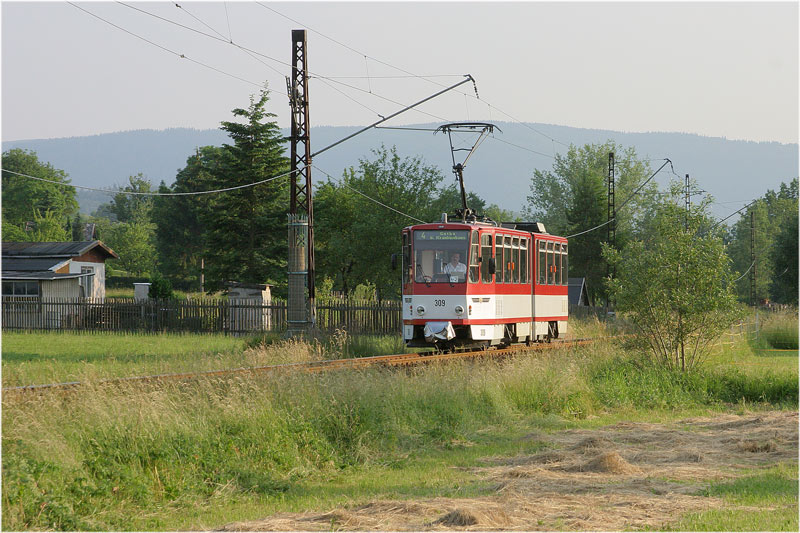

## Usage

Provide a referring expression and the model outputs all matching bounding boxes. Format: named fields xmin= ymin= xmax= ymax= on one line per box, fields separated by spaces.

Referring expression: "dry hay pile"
xmin=573 ymin=451 xmax=641 ymax=474
xmin=218 ymin=411 xmax=798 ymax=531
xmin=433 ymin=506 xmax=510 ymax=528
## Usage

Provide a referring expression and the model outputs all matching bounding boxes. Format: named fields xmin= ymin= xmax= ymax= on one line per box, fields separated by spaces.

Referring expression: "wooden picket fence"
xmin=1 ymin=297 xmax=402 ymax=335
xmin=3 ymin=297 xmax=604 ymax=336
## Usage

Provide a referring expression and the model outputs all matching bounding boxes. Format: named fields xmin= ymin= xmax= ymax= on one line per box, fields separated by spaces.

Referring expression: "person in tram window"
xmin=443 ymin=252 xmax=467 ymax=280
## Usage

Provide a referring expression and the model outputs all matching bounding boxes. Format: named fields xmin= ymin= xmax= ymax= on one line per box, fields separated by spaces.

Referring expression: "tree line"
xmin=2 ymin=88 xmax=797 ymax=308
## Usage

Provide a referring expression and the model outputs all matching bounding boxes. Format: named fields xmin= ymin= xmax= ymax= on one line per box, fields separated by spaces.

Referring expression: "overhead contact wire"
xmin=732 ymin=260 xmax=756 ymax=283
xmin=2 ymin=168 xmax=295 ymax=197
xmin=70 ymin=2 xmax=271 ymax=90
xmin=113 ymin=2 xmax=456 ymax=123
xmin=172 ymin=2 xmax=286 ymax=78
xmin=258 ymin=3 xmax=571 ymax=152
xmin=565 ymin=159 xmax=672 ymax=239
xmin=312 ymin=165 xmax=425 ymax=223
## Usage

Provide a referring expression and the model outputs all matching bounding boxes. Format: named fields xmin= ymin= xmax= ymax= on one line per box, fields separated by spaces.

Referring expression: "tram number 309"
xmin=434 ymin=299 xmax=446 ymax=307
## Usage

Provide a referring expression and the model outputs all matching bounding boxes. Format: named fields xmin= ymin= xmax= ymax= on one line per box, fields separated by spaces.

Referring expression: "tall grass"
xmin=758 ymin=311 xmax=799 ymax=350
xmin=4 ymin=332 xmax=797 ymax=530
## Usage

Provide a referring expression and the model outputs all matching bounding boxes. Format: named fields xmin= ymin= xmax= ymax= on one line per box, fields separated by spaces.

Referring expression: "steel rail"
xmin=2 ymin=338 xmax=600 ymax=396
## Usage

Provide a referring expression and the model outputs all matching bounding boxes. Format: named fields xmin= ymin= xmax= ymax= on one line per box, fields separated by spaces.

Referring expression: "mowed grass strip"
xmin=3 ymin=331 xmax=797 ymax=531
xmin=667 ymin=463 xmax=799 ymax=531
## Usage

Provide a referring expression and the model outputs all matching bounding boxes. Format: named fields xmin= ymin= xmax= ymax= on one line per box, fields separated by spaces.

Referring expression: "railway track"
xmin=2 ymin=337 xmax=598 ymax=396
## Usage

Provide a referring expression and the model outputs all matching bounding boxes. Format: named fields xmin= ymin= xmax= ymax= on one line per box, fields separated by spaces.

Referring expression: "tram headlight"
xmin=454 ymin=305 xmax=464 ymax=315
xmin=416 ymin=305 xmax=425 ymax=315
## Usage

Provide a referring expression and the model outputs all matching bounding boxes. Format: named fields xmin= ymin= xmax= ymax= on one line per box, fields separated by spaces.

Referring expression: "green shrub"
xmin=148 ymin=273 xmax=174 ymax=300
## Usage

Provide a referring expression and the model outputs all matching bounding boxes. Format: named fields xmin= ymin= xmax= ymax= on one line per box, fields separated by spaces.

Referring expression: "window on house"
xmin=2 ymin=280 xmax=39 ymax=297
xmin=80 ymin=266 xmax=95 ymax=297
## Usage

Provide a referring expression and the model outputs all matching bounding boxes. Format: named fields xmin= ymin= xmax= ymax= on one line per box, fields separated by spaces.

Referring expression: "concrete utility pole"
xmin=685 ymin=174 xmax=690 ymax=231
xmin=606 ymin=152 xmax=615 ymax=310
xmin=287 ymin=29 xmax=315 ymax=335
xmin=750 ymin=210 xmax=757 ymax=306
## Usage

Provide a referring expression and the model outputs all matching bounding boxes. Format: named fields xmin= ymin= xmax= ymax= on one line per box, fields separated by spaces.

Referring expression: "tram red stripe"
xmin=404 ymin=316 xmax=567 ymax=325
xmin=407 ymin=284 xmax=569 ymax=295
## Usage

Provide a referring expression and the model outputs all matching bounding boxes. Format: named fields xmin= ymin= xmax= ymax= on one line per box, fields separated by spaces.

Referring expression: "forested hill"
xmin=3 ymin=124 xmax=797 ymax=219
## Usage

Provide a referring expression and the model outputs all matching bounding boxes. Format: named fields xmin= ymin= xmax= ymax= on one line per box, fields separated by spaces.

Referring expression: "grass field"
xmin=2 ymin=316 xmax=797 ymax=530
xmin=667 ymin=462 xmax=799 ymax=531
xmin=1 ymin=330 xmax=408 ymax=388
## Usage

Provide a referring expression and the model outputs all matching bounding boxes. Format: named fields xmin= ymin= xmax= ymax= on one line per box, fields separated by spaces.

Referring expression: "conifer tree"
xmin=201 ymin=88 xmax=289 ymax=293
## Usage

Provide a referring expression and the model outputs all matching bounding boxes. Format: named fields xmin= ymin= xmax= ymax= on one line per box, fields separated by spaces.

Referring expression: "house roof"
xmin=1 ymin=257 xmax=71 ymax=273
xmin=567 ymin=277 xmax=590 ymax=306
xmin=2 ymin=240 xmax=118 ymax=259
xmin=2 ymin=271 xmax=93 ymax=281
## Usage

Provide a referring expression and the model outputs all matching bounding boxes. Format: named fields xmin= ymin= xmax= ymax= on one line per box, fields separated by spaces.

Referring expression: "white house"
xmin=2 ymin=240 xmax=118 ymax=300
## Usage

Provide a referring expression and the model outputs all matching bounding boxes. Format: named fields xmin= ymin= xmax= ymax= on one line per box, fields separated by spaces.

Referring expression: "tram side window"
xmin=538 ymin=241 xmax=547 ymax=284
xmin=481 ymin=234 xmax=493 ymax=283
xmin=561 ymin=243 xmax=568 ymax=285
xmin=469 ymin=230 xmax=480 ymax=283
xmin=402 ymin=233 xmax=411 ymax=284
xmin=495 ymin=235 xmax=504 ymax=284
xmin=553 ymin=242 xmax=562 ymax=285
xmin=512 ymin=237 xmax=520 ymax=283
xmin=520 ymin=238 xmax=528 ymax=283
xmin=547 ymin=242 xmax=556 ymax=284
xmin=504 ymin=237 xmax=513 ymax=283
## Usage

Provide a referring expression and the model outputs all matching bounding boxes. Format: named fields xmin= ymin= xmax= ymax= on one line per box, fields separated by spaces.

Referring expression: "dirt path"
xmin=219 ymin=411 xmax=798 ymax=531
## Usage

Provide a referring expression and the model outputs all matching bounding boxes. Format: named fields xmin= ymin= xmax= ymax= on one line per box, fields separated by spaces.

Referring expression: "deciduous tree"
xmin=98 ymin=174 xmax=154 ymax=223
xmin=525 ymin=141 xmax=656 ymax=302
xmin=605 ymin=186 xmax=742 ymax=371
xmin=315 ymin=146 xmax=446 ymax=299
xmin=770 ymin=207 xmax=798 ymax=305
xmin=2 ymin=149 xmax=77 ymax=235
xmin=727 ymin=178 xmax=798 ymax=302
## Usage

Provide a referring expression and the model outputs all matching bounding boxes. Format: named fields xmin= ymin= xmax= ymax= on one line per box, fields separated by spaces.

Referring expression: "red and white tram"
xmin=400 ymin=218 xmax=568 ymax=348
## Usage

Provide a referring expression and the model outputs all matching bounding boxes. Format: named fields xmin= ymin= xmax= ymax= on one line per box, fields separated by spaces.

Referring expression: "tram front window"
xmin=413 ymin=230 xmax=469 ymax=283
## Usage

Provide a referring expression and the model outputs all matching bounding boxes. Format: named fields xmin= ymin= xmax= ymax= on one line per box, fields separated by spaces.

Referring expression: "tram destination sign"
xmin=415 ymin=230 xmax=468 ymax=242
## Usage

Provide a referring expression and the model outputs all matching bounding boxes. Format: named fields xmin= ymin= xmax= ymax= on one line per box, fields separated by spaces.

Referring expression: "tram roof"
xmin=404 ymin=221 xmax=567 ymax=240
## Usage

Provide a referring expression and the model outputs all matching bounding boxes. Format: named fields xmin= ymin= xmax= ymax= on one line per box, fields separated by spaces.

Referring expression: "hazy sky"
xmin=2 ymin=1 xmax=798 ymax=145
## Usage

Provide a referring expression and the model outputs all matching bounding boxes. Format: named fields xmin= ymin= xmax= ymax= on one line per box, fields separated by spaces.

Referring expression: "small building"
xmin=226 ymin=281 xmax=272 ymax=334
xmin=2 ymin=241 xmax=118 ymax=300
xmin=568 ymin=277 xmax=592 ymax=307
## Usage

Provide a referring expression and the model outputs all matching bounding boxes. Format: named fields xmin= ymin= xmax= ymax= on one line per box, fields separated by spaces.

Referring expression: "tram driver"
xmin=443 ymin=252 xmax=467 ymax=281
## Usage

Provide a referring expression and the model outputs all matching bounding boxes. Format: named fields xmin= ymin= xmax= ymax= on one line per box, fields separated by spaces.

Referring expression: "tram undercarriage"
xmin=405 ymin=320 xmax=564 ymax=350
